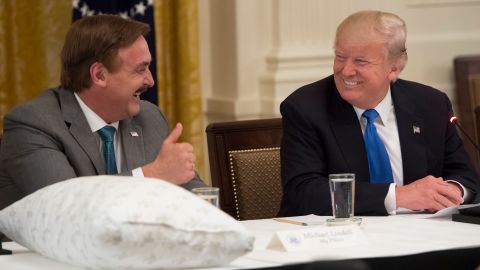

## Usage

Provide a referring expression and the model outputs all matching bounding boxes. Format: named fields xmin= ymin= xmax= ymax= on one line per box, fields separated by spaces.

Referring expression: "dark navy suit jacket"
xmin=279 ymin=75 xmax=479 ymax=216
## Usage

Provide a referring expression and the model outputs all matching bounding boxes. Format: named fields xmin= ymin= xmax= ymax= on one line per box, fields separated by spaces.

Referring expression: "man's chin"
xmin=337 ymin=90 xmax=366 ymax=108
xmin=127 ymin=104 xmax=141 ymax=117
xmin=338 ymin=87 xmax=358 ymax=99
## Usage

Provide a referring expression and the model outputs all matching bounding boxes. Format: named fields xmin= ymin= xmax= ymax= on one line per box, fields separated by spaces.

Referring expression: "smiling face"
xmin=332 ymin=11 xmax=407 ymax=110
xmin=333 ymin=38 xmax=399 ymax=109
xmin=98 ymin=36 xmax=154 ymax=123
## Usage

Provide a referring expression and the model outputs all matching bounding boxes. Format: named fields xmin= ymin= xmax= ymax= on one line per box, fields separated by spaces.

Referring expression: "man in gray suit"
xmin=0 ymin=15 xmax=204 ymax=210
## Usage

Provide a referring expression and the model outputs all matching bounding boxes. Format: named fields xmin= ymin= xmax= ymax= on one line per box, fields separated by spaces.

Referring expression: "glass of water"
xmin=326 ymin=173 xmax=362 ymax=226
xmin=192 ymin=187 xmax=220 ymax=208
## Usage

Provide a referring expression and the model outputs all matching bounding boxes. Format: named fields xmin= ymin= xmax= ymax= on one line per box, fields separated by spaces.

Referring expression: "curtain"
xmin=155 ymin=0 xmax=205 ymax=178
xmin=0 ymin=0 xmax=71 ymax=132
xmin=0 ymin=0 xmax=205 ymax=178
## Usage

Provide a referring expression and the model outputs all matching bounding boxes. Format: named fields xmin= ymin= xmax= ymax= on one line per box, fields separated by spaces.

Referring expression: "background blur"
xmin=2 ymin=0 xmax=480 ymax=184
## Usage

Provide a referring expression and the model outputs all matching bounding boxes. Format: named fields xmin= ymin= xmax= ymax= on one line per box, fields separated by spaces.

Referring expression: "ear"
xmin=387 ymin=62 xmax=404 ymax=82
xmin=90 ymin=62 xmax=107 ymax=87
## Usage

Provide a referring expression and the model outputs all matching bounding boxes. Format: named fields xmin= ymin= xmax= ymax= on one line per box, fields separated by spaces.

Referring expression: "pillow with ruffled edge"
xmin=0 ymin=176 xmax=254 ymax=269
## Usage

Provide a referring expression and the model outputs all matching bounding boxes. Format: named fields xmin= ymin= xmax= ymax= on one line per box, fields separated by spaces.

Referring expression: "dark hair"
xmin=60 ymin=15 xmax=150 ymax=92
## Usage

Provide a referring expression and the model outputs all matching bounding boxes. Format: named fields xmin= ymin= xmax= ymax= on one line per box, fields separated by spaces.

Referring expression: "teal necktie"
xmin=98 ymin=126 xmax=118 ymax=175
xmin=363 ymin=109 xmax=393 ymax=184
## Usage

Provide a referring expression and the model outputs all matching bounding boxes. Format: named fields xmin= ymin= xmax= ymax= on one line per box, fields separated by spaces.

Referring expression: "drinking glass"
xmin=326 ymin=173 xmax=362 ymax=226
xmin=192 ymin=187 xmax=220 ymax=208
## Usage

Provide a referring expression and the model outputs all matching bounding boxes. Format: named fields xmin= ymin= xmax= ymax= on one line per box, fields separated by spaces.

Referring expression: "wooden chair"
xmin=454 ymin=55 xmax=480 ymax=172
xmin=206 ymin=118 xmax=283 ymax=220
xmin=0 ymin=135 xmax=11 ymax=255
xmin=475 ymin=106 xmax=480 ymax=151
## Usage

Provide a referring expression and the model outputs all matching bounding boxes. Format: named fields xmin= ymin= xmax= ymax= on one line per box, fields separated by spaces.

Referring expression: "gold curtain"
xmin=0 ymin=0 xmax=205 ymax=179
xmin=154 ymin=0 xmax=205 ymax=179
xmin=0 ymin=0 xmax=71 ymax=132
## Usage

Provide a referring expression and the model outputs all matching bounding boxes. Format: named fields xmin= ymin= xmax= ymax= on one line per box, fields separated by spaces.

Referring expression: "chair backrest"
xmin=206 ymin=118 xmax=283 ymax=220
xmin=454 ymin=55 xmax=480 ymax=172
xmin=0 ymin=134 xmax=9 ymax=247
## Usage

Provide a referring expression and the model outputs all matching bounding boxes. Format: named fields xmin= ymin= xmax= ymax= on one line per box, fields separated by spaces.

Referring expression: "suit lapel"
xmin=391 ymin=82 xmax=427 ymax=184
xmin=120 ymin=118 xmax=145 ymax=171
xmin=59 ymin=89 xmax=105 ymax=174
xmin=329 ymin=88 xmax=371 ymax=182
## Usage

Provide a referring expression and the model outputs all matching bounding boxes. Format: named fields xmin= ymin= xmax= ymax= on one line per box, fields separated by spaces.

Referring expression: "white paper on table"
xmin=395 ymin=204 xmax=480 ymax=219
xmin=458 ymin=202 xmax=480 ymax=211
xmin=395 ymin=207 xmax=456 ymax=218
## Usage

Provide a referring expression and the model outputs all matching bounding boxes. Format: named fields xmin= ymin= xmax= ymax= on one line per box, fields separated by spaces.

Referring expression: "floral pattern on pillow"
xmin=0 ymin=176 xmax=254 ymax=269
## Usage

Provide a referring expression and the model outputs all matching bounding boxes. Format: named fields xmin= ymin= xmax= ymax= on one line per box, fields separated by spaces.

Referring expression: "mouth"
xmin=133 ymin=88 xmax=148 ymax=98
xmin=342 ymin=79 xmax=362 ymax=87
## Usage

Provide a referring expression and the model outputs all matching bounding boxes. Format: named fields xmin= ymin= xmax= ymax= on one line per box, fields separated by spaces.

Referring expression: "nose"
xmin=341 ymin=60 xmax=356 ymax=77
xmin=145 ymin=68 xmax=155 ymax=87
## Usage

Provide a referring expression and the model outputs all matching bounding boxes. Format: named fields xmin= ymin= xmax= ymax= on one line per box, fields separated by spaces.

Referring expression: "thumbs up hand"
xmin=163 ymin=122 xmax=184 ymax=144
xmin=142 ymin=123 xmax=196 ymax=185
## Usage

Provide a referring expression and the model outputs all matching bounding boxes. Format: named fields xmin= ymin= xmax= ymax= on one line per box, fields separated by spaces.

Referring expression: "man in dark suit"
xmin=0 ymin=15 xmax=204 ymax=210
xmin=279 ymin=10 xmax=479 ymax=216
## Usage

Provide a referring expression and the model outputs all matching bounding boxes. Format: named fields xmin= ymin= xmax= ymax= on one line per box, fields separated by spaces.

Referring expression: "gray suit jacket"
xmin=0 ymin=88 xmax=204 ymax=210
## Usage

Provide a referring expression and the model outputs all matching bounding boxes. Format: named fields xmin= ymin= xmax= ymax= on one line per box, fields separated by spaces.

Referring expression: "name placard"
xmin=267 ymin=225 xmax=367 ymax=252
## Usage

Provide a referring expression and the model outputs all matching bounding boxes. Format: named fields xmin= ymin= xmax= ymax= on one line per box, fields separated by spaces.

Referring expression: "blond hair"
xmin=335 ymin=10 xmax=408 ymax=69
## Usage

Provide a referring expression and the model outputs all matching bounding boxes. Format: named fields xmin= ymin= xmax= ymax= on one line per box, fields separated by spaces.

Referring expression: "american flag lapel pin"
xmin=130 ymin=131 xmax=139 ymax=137
xmin=413 ymin=126 xmax=421 ymax=134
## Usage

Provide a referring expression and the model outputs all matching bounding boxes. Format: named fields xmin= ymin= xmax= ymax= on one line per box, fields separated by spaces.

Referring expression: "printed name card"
xmin=267 ymin=225 xmax=367 ymax=252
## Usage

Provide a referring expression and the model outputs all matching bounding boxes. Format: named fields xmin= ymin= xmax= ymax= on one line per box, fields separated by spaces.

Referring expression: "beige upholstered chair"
xmin=206 ymin=118 xmax=283 ymax=220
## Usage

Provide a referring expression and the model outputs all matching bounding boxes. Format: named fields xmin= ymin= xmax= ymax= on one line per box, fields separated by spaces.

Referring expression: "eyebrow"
xmin=138 ymin=61 xmax=150 ymax=67
xmin=334 ymin=52 xmax=370 ymax=60
xmin=134 ymin=61 xmax=151 ymax=70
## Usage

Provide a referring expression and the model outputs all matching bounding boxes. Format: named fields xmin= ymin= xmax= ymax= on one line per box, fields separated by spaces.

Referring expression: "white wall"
xmin=199 ymin=0 xmax=480 ymax=122
xmin=198 ymin=0 xmax=480 ymax=183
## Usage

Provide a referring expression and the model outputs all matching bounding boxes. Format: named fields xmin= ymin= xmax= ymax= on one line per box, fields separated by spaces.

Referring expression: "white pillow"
xmin=0 ymin=176 xmax=254 ymax=269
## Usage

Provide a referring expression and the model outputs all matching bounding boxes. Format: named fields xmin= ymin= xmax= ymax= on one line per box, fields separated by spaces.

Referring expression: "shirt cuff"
xmin=446 ymin=179 xmax=471 ymax=203
xmin=385 ymin=183 xmax=397 ymax=215
xmin=132 ymin=167 xmax=145 ymax=178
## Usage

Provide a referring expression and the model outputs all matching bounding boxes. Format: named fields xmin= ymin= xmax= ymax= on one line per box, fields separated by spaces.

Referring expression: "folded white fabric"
xmin=0 ymin=176 xmax=254 ymax=269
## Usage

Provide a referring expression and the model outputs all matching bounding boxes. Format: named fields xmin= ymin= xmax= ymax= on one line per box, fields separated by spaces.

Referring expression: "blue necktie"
xmin=98 ymin=126 xmax=118 ymax=175
xmin=363 ymin=109 xmax=393 ymax=184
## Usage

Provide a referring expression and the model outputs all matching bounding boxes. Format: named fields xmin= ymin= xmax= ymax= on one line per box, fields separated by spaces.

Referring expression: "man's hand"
xmin=142 ymin=123 xmax=195 ymax=185
xmin=396 ymin=175 xmax=463 ymax=211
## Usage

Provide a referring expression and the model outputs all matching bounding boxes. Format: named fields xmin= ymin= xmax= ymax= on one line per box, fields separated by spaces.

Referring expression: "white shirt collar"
xmin=74 ymin=93 xmax=119 ymax=133
xmin=353 ymin=88 xmax=393 ymax=125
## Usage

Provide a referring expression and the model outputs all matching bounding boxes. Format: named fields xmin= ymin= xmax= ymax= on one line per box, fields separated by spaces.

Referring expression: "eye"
xmin=335 ymin=55 xmax=346 ymax=62
xmin=355 ymin=59 xmax=369 ymax=66
xmin=136 ymin=66 xmax=148 ymax=74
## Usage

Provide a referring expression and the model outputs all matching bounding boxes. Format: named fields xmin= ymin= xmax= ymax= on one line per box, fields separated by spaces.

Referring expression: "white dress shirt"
xmin=353 ymin=89 xmax=402 ymax=214
xmin=74 ymin=93 xmax=144 ymax=177
xmin=352 ymin=89 xmax=468 ymax=214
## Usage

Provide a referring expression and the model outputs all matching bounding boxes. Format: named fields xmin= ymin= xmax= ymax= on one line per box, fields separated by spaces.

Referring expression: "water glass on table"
xmin=326 ymin=173 xmax=362 ymax=226
xmin=192 ymin=187 xmax=220 ymax=208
